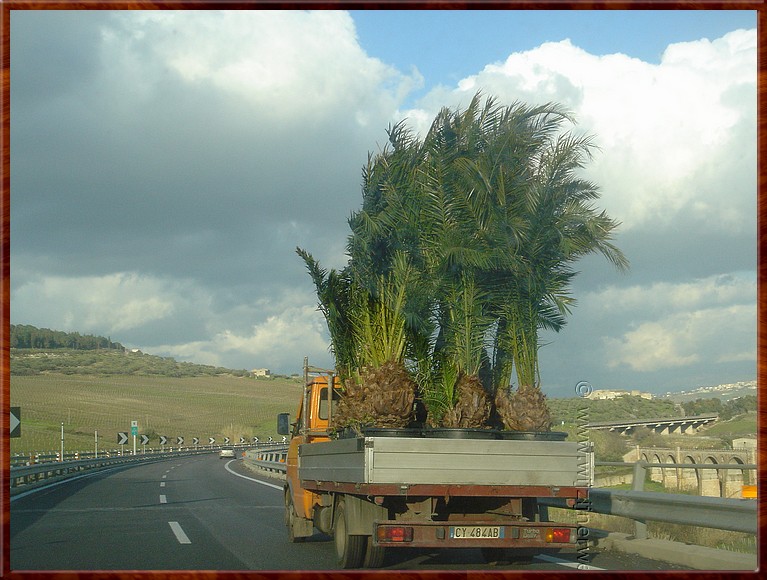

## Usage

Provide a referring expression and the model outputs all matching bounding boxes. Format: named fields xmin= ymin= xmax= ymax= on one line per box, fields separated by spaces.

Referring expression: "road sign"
xmin=177 ymin=436 xmax=184 ymax=445
xmin=239 ymin=437 xmax=245 ymax=444
xmin=140 ymin=435 xmax=149 ymax=445
xmin=10 ymin=407 xmax=21 ymax=438
xmin=253 ymin=436 xmax=259 ymax=443
xmin=209 ymin=437 xmax=215 ymax=445
xmin=193 ymin=437 xmax=199 ymax=445
xmin=224 ymin=437 xmax=230 ymax=444
xmin=160 ymin=436 xmax=168 ymax=445
xmin=117 ymin=432 xmax=129 ymax=445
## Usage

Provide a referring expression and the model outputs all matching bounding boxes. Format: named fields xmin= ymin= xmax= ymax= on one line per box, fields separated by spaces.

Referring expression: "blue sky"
xmin=9 ymin=9 xmax=758 ymax=397
xmin=352 ymin=10 xmax=757 ymax=103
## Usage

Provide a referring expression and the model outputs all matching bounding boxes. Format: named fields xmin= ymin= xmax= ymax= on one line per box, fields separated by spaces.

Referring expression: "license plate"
xmin=449 ymin=526 xmax=504 ymax=539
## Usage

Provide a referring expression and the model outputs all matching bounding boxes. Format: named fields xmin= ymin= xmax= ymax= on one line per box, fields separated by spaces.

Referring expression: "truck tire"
xmin=362 ymin=539 xmax=385 ymax=568
xmin=333 ymin=499 xmax=365 ymax=568
xmin=285 ymin=491 xmax=306 ymax=543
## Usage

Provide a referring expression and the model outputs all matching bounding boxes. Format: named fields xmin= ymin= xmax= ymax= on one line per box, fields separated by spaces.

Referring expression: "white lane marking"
xmin=534 ymin=553 xmax=605 ymax=570
xmin=162 ymin=475 xmax=167 ymax=479
xmin=224 ymin=460 xmax=283 ymax=491
xmin=160 ymin=482 xmax=166 ymax=487
xmin=160 ymin=495 xmax=167 ymax=504
xmin=168 ymin=521 xmax=191 ymax=544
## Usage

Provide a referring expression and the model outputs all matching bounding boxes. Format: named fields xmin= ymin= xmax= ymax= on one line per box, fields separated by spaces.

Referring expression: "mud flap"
xmin=338 ymin=494 xmax=388 ymax=535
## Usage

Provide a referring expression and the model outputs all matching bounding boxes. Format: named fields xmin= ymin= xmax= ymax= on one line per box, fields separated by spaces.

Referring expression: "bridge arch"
xmin=680 ymin=455 xmax=698 ymax=492
xmin=701 ymin=456 xmax=720 ymax=497
xmin=649 ymin=453 xmax=663 ymax=483
xmin=723 ymin=456 xmax=745 ymax=498
xmin=663 ymin=454 xmax=677 ymax=489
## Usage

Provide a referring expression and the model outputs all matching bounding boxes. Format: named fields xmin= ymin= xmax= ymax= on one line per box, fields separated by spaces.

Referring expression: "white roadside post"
xmin=131 ymin=420 xmax=138 ymax=456
xmin=95 ymin=430 xmax=98 ymax=459
xmin=60 ymin=422 xmax=64 ymax=461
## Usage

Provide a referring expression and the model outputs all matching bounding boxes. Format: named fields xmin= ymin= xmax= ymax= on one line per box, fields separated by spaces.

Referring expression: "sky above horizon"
xmin=9 ymin=9 xmax=757 ymax=397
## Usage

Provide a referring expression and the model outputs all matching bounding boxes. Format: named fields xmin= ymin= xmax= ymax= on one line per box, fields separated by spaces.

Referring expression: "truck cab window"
xmin=317 ymin=387 xmax=341 ymax=421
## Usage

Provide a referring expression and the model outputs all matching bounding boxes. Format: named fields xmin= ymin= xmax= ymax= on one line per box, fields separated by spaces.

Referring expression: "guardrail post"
xmin=632 ymin=460 xmax=648 ymax=540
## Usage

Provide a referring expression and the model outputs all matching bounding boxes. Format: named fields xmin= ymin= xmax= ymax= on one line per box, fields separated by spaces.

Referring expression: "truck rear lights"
xmin=376 ymin=525 xmax=413 ymax=543
xmin=545 ymin=528 xmax=572 ymax=543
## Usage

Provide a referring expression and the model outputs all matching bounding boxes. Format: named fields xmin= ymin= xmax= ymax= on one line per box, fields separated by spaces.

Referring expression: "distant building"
xmin=252 ymin=368 xmax=271 ymax=377
xmin=732 ymin=437 xmax=757 ymax=450
xmin=588 ymin=389 xmax=653 ymax=400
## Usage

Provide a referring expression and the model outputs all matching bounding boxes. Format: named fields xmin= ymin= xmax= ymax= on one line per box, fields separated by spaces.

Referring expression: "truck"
xmin=278 ymin=361 xmax=590 ymax=569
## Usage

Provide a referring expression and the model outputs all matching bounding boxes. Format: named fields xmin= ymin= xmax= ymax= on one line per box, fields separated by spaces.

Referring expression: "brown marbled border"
xmin=1 ymin=2 xmax=764 ymax=579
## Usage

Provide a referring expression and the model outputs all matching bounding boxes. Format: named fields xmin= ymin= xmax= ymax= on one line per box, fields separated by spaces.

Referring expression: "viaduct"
xmin=585 ymin=413 xmax=719 ymax=436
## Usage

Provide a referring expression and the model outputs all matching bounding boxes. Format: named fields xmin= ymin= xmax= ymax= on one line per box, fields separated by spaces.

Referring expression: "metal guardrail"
xmin=248 ymin=451 xmax=757 ymax=540
xmin=541 ymin=460 xmax=757 ymax=540
xmin=10 ymin=445 xmax=251 ymax=467
xmin=244 ymin=445 xmax=288 ymax=475
xmin=9 ymin=448 xmax=224 ymax=494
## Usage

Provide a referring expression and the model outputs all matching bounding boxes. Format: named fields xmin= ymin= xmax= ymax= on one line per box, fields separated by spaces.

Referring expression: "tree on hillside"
xmin=300 ymin=91 xmax=628 ymax=431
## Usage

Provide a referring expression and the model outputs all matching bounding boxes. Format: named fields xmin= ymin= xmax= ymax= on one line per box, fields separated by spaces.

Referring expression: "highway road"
xmin=11 ymin=454 xmax=691 ymax=571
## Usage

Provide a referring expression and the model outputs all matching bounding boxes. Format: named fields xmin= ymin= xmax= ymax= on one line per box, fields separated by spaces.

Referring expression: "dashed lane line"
xmin=168 ymin=521 xmax=191 ymax=544
xmin=160 ymin=495 xmax=167 ymax=504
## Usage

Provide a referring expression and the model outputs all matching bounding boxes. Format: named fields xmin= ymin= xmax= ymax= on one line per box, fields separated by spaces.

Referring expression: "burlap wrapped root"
xmin=436 ymin=373 xmax=492 ymax=429
xmin=331 ymin=360 xmax=417 ymax=431
xmin=494 ymin=384 xmax=552 ymax=432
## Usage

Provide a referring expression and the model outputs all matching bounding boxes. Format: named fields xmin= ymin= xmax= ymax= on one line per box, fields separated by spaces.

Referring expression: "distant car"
xmin=219 ymin=447 xmax=235 ymax=459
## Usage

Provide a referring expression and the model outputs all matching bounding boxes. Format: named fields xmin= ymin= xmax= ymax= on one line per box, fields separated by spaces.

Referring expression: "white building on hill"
xmin=588 ymin=389 xmax=653 ymax=400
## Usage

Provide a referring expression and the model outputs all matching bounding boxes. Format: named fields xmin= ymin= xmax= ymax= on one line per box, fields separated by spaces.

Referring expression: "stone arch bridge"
xmin=623 ymin=446 xmax=756 ymax=498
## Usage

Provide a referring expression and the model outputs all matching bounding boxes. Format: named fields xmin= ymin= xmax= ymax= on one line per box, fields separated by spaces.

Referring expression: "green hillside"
xmin=10 ymin=373 xmax=303 ymax=455
xmin=546 ymin=395 xmax=682 ymax=425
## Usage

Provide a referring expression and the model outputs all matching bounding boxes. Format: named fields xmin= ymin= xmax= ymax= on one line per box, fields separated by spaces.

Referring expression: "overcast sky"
xmin=10 ymin=10 xmax=757 ymax=397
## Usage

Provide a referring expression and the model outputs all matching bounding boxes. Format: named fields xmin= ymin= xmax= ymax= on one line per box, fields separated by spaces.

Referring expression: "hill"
xmin=546 ymin=395 xmax=681 ymax=425
xmin=10 ymin=347 xmax=256 ymax=378
xmin=10 ymin=373 xmax=303 ymax=455
xmin=10 ymin=324 xmax=125 ymax=351
xmin=10 ymin=324 xmax=262 ymax=378
xmin=10 ymin=326 xmax=303 ymax=454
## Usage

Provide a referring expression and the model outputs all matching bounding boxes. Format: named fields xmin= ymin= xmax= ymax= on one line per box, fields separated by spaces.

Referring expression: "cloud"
xmin=151 ymin=303 xmax=331 ymax=372
xmin=405 ymin=29 xmax=757 ymax=234
xmin=11 ymin=272 xmax=184 ymax=334
xmin=11 ymin=10 xmax=420 ymax=285
xmin=603 ymin=304 xmax=755 ymax=372
xmin=589 ymin=273 xmax=756 ymax=372
xmin=10 ymin=13 xmax=756 ymax=390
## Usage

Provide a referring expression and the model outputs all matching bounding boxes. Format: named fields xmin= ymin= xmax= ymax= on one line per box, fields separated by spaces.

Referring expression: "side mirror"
xmin=277 ymin=412 xmax=291 ymax=436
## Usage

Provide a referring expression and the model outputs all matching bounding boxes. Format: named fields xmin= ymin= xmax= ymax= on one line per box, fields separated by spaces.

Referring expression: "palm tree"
xmin=306 ymin=91 xmax=628 ymax=433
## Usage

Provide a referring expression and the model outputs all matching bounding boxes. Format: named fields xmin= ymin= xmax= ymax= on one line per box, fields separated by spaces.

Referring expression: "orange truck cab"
xmin=279 ymin=362 xmax=341 ymax=542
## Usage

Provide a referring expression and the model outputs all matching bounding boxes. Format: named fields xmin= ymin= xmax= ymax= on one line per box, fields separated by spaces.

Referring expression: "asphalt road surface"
xmin=11 ymin=454 xmax=691 ymax=571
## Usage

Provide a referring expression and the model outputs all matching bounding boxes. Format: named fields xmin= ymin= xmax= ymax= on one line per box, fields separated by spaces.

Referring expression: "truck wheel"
xmin=362 ymin=538 xmax=385 ymax=568
xmin=285 ymin=491 xmax=306 ymax=543
xmin=333 ymin=499 xmax=365 ymax=568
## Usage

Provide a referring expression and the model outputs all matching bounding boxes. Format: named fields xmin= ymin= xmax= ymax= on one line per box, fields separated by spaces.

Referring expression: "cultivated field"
xmin=10 ymin=373 xmax=303 ymax=454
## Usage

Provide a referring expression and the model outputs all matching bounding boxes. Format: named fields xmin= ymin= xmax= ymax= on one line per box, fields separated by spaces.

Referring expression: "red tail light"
xmin=376 ymin=525 xmax=414 ymax=543
xmin=546 ymin=528 xmax=572 ymax=543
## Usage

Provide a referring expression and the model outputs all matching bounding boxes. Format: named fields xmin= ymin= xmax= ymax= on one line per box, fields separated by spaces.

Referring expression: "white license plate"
xmin=449 ymin=526 xmax=504 ymax=539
